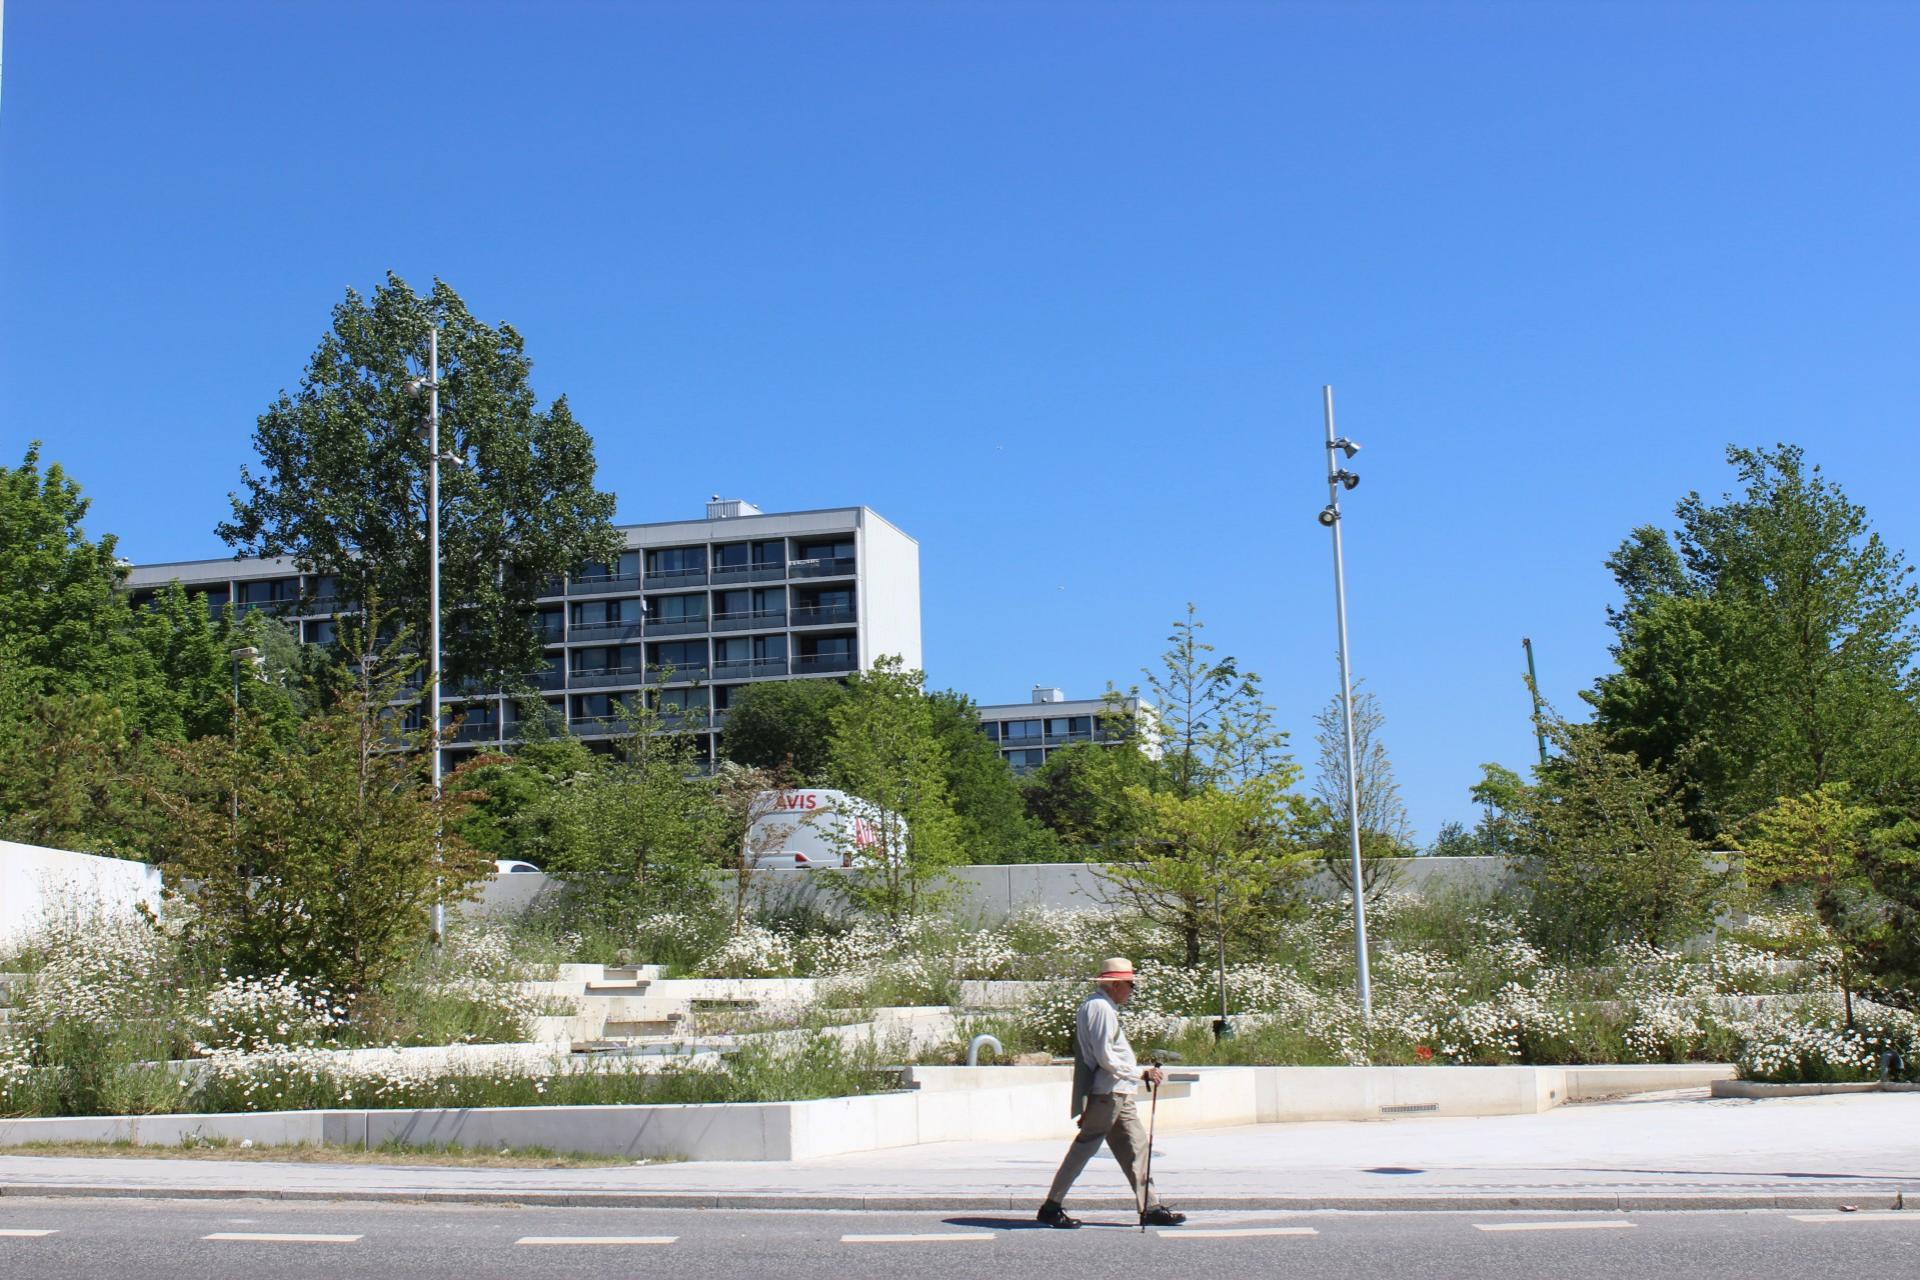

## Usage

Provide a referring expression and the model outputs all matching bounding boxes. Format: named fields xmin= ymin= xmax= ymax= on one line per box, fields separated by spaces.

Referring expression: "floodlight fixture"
xmin=1317 ymin=505 xmax=1338 ymax=527
xmin=1334 ymin=437 xmax=1361 ymax=458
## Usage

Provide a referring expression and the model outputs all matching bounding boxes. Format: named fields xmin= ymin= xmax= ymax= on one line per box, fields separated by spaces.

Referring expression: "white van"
xmin=743 ymin=789 xmax=895 ymax=869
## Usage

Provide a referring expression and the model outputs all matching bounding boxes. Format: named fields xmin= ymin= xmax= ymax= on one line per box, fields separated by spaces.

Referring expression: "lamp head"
xmin=1317 ymin=505 xmax=1338 ymax=528
xmin=1333 ymin=437 xmax=1361 ymax=459
xmin=1338 ymin=470 xmax=1361 ymax=491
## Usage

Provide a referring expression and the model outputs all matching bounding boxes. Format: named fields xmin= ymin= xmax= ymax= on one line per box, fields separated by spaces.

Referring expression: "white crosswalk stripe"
xmin=1475 ymin=1221 xmax=1636 ymax=1233
xmin=0 ymin=1230 xmax=59 ymax=1238
xmin=202 ymin=1232 xmax=363 ymax=1243
xmin=1792 ymin=1213 xmax=1920 ymax=1224
xmin=515 ymin=1236 xmax=678 ymax=1245
xmin=841 ymin=1232 xmax=994 ymax=1243
xmin=1160 ymin=1226 xmax=1319 ymax=1238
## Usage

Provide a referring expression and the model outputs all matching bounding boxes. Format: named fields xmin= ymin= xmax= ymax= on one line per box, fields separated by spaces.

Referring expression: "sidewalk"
xmin=3 ymin=1090 xmax=1916 ymax=1211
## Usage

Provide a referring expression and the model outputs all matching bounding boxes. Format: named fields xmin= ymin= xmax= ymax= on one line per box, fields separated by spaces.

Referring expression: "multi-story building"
xmin=973 ymin=687 xmax=1157 ymax=775
xmin=125 ymin=500 xmax=921 ymax=766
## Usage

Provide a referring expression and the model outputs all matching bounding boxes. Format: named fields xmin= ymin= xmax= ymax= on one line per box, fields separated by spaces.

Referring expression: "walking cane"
xmin=1139 ymin=1059 xmax=1161 ymax=1232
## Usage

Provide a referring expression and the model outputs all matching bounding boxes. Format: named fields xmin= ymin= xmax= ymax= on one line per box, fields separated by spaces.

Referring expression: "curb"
xmin=1 ymin=1183 xmax=1911 ymax=1212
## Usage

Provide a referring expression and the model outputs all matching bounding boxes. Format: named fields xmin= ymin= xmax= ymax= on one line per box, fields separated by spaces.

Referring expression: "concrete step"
xmin=601 ymin=1017 xmax=685 ymax=1037
xmin=582 ymin=980 xmax=653 ymax=996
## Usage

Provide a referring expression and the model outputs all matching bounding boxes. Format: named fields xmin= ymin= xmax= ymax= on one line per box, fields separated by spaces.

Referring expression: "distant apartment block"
xmin=973 ymin=687 xmax=1157 ymax=775
xmin=125 ymin=500 xmax=921 ymax=766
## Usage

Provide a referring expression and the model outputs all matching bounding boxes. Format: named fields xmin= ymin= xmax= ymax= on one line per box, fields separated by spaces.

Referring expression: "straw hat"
xmin=1094 ymin=957 xmax=1137 ymax=981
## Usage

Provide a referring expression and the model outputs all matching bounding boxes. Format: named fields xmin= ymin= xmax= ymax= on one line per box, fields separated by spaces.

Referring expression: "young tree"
xmin=533 ymin=698 xmax=721 ymax=923
xmin=1310 ymin=682 xmax=1413 ymax=896
xmin=452 ymin=733 xmax=600 ymax=867
xmin=1501 ymin=714 xmax=1726 ymax=959
xmin=826 ymin=656 xmax=962 ymax=927
xmin=1127 ymin=604 xmax=1290 ymax=799
xmin=217 ymin=274 xmax=621 ymax=688
xmin=1738 ymin=783 xmax=1878 ymax=1022
xmin=1102 ymin=773 xmax=1317 ymax=966
xmin=718 ymin=677 xmax=848 ymax=779
xmin=137 ymin=622 xmax=487 ymax=998
xmin=1589 ymin=445 xmax=1920 ymax=838
xmin=704 ymin=760 xmax=798 ymax=928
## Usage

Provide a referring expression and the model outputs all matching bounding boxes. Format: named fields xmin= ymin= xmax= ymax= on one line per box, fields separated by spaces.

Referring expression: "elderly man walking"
xmin=1037 ymin=957 xmax=1187 ymax=1229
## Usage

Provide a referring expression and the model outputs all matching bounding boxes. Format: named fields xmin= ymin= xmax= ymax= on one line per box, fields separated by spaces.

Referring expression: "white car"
xmin=493 ymin=859 xmax=541 ymax=875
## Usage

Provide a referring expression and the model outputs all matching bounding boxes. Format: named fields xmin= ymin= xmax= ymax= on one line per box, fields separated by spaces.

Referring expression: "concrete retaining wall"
xmin=472 ymin=857 xmax=1518 ymax=925
xmin=0 ymin=839 xmax=163 ymax=951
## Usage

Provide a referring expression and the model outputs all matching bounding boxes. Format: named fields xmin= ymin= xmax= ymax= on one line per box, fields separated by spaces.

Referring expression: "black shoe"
xmin=1037 ymin=1201 xmax=1081 ymax=1229
xmin=1140 ymin=1206 xmax=1187 ymax=1227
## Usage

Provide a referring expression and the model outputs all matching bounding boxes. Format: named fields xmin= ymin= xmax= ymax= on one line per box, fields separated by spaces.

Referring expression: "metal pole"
xmin=1522 ymin=636 xmax=1548 ymax=765
xmin=1322 ymin=386 xmax=1372 ymax=1024
xmin=1214 ymin=882 xmax=1231 ymax=1040
xmin=428 ymin=326 xmax=445 ymax=942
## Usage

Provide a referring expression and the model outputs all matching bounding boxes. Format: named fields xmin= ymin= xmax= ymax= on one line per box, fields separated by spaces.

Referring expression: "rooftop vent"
xmin=706 ymin=497 xmax=762 ymax=520
xmin=1032 ymin=686 xmax=1066 ymax=704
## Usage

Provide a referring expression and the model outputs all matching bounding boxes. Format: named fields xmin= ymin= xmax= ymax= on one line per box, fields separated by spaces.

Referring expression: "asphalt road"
xmin=4 ymin=1198 xmax=1918 ymax=1279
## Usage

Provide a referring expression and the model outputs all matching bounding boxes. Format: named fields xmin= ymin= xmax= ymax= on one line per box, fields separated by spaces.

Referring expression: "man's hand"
xmin=1143 ymin=1066 xmax=1165 ymax=1088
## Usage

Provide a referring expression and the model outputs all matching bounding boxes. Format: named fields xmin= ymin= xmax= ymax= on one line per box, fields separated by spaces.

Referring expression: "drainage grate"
xmin=1379 ymin=1102 xmax=1439 ymax=1114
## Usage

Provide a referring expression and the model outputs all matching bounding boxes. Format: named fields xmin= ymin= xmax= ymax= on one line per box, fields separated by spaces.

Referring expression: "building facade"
xmin=125 ymin=500 xmax=921 ymax=766
xmin=973 ymin=687 xmax=1156 ymax=775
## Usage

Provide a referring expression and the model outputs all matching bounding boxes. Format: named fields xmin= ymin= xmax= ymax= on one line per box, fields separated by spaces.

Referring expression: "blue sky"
xmin=3 ymin=2 xmax=1916 ymax=841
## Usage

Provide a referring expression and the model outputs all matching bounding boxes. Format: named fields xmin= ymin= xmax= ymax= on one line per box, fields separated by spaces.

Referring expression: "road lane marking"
xmin=1160 ymin=1227 xmax=1319 ymax=1238
xmin=841 ymin=1232 xmax=994 ymax=1243
xmin=202 ymin=1232 xmax=363 ymax=1243
xmin=1793 ymin=1214 xmax=1920 ymax=1224
xmin=516 ymin=1236 xmax=678 ymax=1245
xmin=0 ymin=1230 xmax=58 ymax=1238
xmin=1475 ymin=1221 xmax=1636 ymax=1233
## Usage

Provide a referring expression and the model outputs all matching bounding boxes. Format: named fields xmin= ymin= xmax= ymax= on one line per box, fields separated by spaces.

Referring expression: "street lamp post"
xmin=426 ymin=327 xmax=446 ymax=942
xmin=1316 ymin=385 xmax=1373 ymax=1024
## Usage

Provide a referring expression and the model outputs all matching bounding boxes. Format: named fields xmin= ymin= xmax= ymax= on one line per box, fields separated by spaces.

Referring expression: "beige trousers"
xmin=1045 ymin=1092 xmax=1160 ymax=1211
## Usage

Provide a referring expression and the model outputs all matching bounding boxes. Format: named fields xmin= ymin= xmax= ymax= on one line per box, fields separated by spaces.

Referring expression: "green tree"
xmin=826 ymin=657 xmax=962 ymax=926
xmin=217 ymin=274 xmax=621 ymax=689
xmin=1589 ymin=445 xmax=1920 ymax=838
xmin=718 ymin=677 xmax=848 ymax=779
xmin=452 ymin=733 xmax=600 ymax=866
xmin=926 ymin=689 xmax=1059 ymax=863
xmin=1102 ymin=773 xmax=1317 ymax=966
xmin=533 ymin=700 xmax=722 ymax=924
xmin=1501 ymin=715 xmax=1725 ymax=959
xmin=0 ymin=681 xmax=142 ymax=855
xmin=136 ymin=623 xmax=487 ymax=998
xmin=1021 ymin=733 xmax=1160 ymax=851
xmin=0 ymin=443 xmax=136 ymax=697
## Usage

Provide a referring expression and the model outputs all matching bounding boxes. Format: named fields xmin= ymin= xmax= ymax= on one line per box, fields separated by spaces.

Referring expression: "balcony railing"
xmin=645 ymin=615 xmax=709 ymax=637
xmin=643 ymin=566 xmax=708 ymax=590
xmin=531 ymin=668 xmax=565 ymax=692
xmin=298 ymin=595 xmax=341 ymax=616
xmin=711 ymin=560 xmax=787 ymax=584
xmin=711 ymin=657 xmax=788 ymax=680
xmin=569 ymin=666 xmax=647 ymax=690
xmin=452 ymin=721 xmax=501 ymax=743
xmin=790 ymin=603 xmax=856 ymax=627
xmin=567 ymin=573 xmax=642 ymax=597
xmin=792 ymin=653 xmax=855 ymax=675
xmin=569 ymin=716 xmax=631 ymax=736
xmin=537 ymin=624 xmax=568 ymax=645
xmin=644 ymin=663 xmax=709 ymax=685
xmin=711 ymin=608 xmax=786 ymax=633
xmin=789 ymin=555 xmax=856 ymax=579
xmin=1044 ymin=730 xmax=1095 ymax=746
xmin=566 ymin=620 xmax=641 ymax=643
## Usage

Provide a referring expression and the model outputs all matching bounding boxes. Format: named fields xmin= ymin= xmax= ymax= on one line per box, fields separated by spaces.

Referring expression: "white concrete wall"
xmin=0 ymin=839 xmax=164 ymax=951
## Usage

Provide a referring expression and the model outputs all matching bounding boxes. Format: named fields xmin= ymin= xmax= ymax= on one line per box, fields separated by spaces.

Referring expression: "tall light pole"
xmin=1316 ymin=385 xmax=1372 ymax=1024
xmin=428 ymin=326 xmax=445 ymax=940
